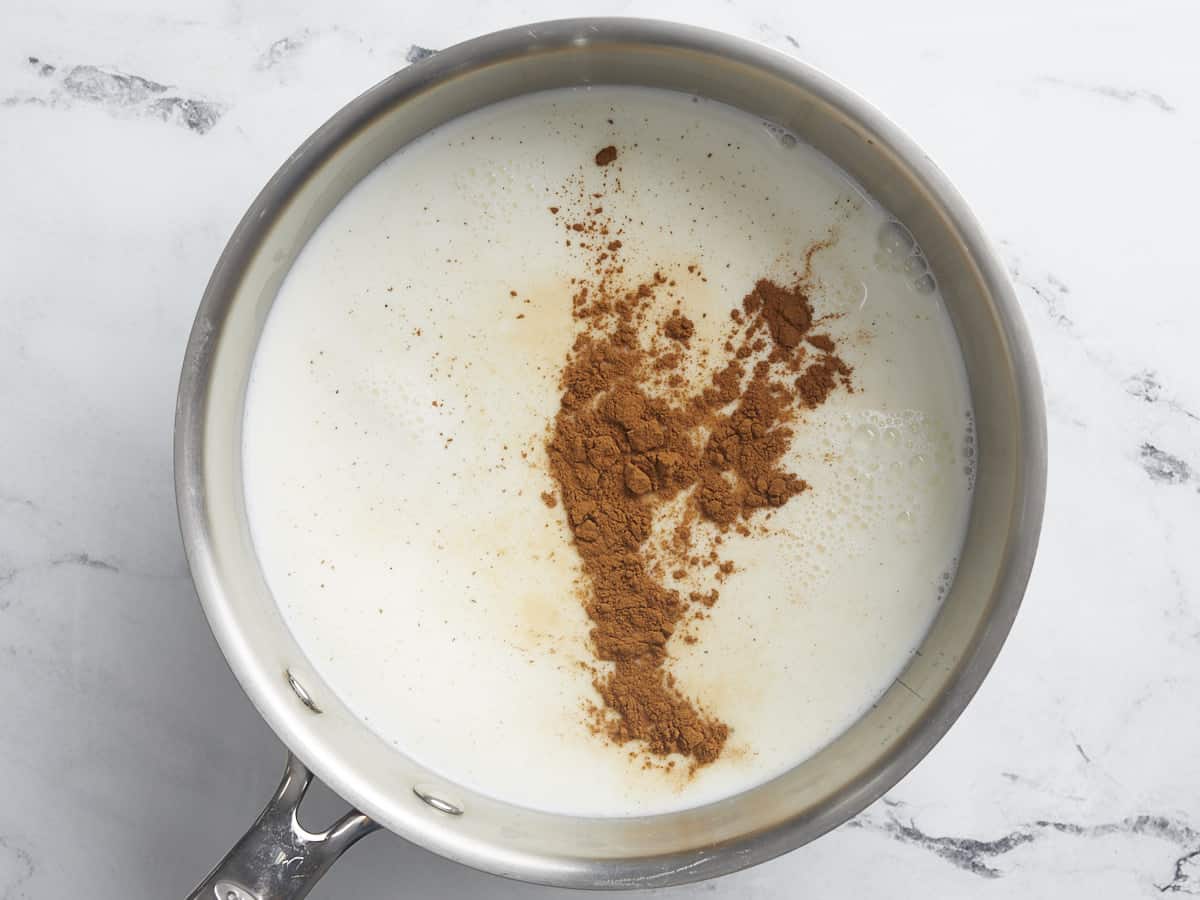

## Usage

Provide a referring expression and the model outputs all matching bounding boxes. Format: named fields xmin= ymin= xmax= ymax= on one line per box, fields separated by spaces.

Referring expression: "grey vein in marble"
xmin=1127 ymin=370 xmax=1165 ymax=404
xmin=1139 ymin=443 xmax=1194 ymax=486
xmin=51 ymin=551 xmax=120 ymax=573
xmin=853 ymin=811 xmax=1200 ymax=889
xmin=1164 ymin=848 xmax=1200 ymax=894
xmin=0 ymin=551 xmax=122 ymax=609
xmin=4 ymin=57 xmax=223 ymax=133
xmin=1163 ymin=567 xmax=1200 ymax=647
xmin=0 ymin=561 xmax=18 ymax=610
xmin=258 ymin=33 xmax=310 ymax=69
xmin=1004 ymin=244 xmax=1200 ymax=473
xmin=256 ymin=28 xmax=368 ymax=70
xmin=1037 ymin=76 xmax=1176 ymax=112
xmin=870 ymin=817 xmax=1036 ymax=878
xmin=1007 ymin=257 xmax=1073 ymax=329
xmin=1126 ymin=371 xmax=1200 ymax=423
xmin=405 ymin=45 xmax=438 ymax=64
xmin=0 ymin=835 xmax=35 ymax=899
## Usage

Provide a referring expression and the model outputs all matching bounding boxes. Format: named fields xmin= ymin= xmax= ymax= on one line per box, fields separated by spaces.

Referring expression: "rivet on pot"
xmin=285 ymin=669 xmax=322 ymax=714
xmin=413 ymin=785 xmax=464 ymax=816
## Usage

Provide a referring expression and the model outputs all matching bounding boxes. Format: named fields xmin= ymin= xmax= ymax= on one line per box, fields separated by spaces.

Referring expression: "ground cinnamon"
xmin=544 ymin=146 xmax=852 ymax=768
xmin=594 ymin=145 xmax=618 ymax=166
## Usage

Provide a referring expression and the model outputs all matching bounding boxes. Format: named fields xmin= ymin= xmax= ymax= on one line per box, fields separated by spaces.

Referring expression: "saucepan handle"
xmin=186 ymin=753 xmax=379 ymax=900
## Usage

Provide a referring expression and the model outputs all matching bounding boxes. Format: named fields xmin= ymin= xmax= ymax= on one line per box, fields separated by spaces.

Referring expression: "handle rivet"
xmin=285 ymin=669 xmax=322 ymax=713
xmin=214 ymin=882 xmax=255 ymax=900
xmin=413 ymin=785 xmax=464 ymax=816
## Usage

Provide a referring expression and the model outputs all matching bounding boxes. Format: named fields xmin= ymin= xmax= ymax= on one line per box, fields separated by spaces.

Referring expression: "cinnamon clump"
xmin=543 ymin=145 xmax=852 ymax=768
xmin=662 ymin=312 xmax=695 ymax=343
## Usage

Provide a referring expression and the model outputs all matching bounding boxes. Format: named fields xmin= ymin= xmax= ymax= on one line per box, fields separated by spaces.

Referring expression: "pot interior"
xmin=177 ymin=18 xmax=1044 ymax=889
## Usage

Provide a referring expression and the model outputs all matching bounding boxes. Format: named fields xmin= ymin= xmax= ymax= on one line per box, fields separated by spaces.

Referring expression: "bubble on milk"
xmin=874 ymin=220 xmax=938 ymax=295
xmin=876 ymin=220 xmax=915 ymax=257
xmin=962 ymin=411 xmax=977 ymax=489
xmin=935 ymin=565 xmax=956 ymax=601
xmin=910 ymin=272 xmax=938 ymax=295
xmin=762 ymin=120 xmax=799 ymax=148
xmin=777 ymin=407 xmax=960 ymax=562
xmin=378 ymin=376 xmax=434 ymax=437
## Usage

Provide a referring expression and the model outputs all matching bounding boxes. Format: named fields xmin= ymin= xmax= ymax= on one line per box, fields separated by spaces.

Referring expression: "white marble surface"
xmin=2 ymin=0 xmax=1198 ymax=896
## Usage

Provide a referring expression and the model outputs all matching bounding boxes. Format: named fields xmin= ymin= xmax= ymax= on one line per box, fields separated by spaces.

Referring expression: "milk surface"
xmin=242 ymin=87 xmax=974 ymax=817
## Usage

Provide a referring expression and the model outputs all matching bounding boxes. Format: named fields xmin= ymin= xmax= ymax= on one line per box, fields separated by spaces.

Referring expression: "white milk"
xmin=243 ymin=87 xmax=974 ymax=817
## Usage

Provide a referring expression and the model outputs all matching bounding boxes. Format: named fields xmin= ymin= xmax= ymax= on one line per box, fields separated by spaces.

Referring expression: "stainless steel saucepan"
xmin=176 ymin=18 xmax=1046 ymax=899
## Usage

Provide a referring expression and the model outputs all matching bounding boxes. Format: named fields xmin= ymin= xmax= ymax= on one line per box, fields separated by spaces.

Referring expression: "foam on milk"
xmin=242 ymin=87 xmax=974 ymax=817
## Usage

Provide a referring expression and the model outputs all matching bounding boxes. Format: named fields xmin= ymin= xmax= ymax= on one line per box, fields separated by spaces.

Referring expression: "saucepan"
xmin=176 ymin=18 xmax=1046 ymax=899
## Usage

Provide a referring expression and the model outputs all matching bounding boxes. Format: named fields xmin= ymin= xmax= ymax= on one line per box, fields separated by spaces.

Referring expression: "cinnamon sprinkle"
xmin=542 ymin=145 xmax=852 ymax=769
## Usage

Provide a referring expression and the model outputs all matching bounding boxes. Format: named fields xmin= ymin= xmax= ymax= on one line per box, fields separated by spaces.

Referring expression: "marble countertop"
xmin=2 ymin=0 xmax=1197 ymax=896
